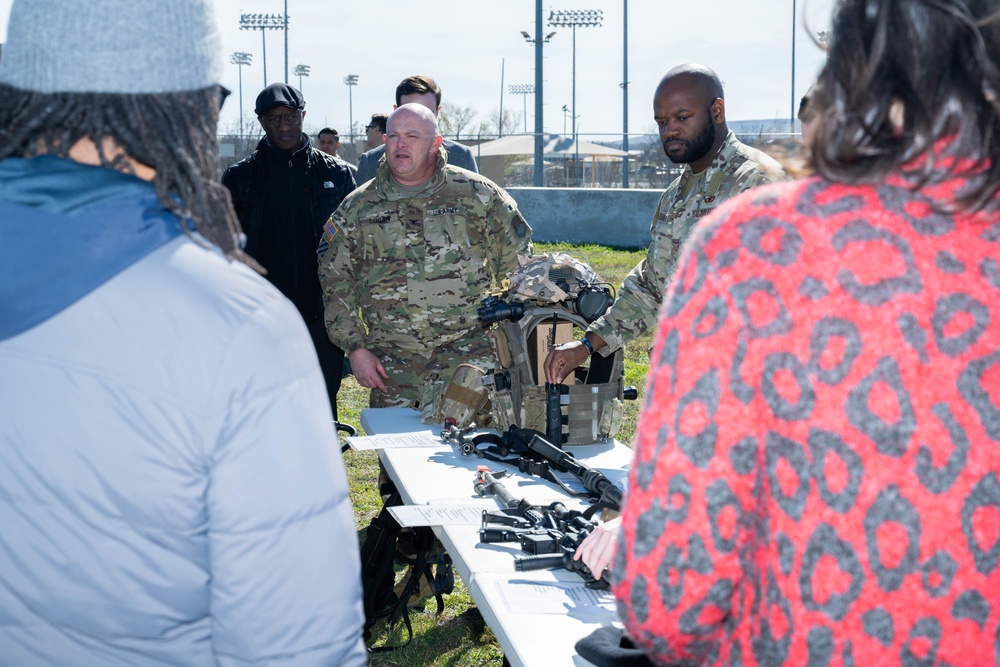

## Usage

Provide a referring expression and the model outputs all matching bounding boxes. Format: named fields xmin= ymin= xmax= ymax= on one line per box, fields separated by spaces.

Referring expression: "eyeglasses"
xmin=365 ymin=125 xmax=380 ymax=131
xmin=263 ymin=112 xmax=303 ymax=129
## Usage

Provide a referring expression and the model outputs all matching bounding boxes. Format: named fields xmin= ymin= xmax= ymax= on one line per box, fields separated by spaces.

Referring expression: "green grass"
xmin=340 ymin=242 xmax=653 ymax=666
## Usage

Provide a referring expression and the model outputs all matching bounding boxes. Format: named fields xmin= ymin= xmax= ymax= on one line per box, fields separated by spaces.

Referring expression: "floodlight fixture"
xmin=239 ymin=13 xmax=284 ymax=86
xmin=343 ymin=74 xmax=359 ymax=156
xmin=294 ymin=64 xmax=310 ymax=92
xmin=547 ymin=9 xmax=603 ymax=186
xmin=230 ymin=52 xmax=253 ymax=138
xmin=509 ymin=84 xmax=534 ymax=133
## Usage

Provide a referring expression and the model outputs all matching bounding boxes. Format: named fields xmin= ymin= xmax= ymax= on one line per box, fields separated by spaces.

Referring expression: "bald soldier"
xmin=543 ymin=63 xmax=787 ymax=580
xmin=546 ymin=63 xmax=787 ymax=385
xmin=319 ymin=103 xmax=532 ymax=415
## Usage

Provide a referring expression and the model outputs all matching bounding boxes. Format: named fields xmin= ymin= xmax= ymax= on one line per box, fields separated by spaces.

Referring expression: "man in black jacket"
xmin=223 ymin=83 xmax=356 ymax=420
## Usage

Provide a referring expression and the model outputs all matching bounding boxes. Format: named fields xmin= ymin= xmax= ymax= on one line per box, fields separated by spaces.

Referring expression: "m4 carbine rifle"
xmin=473 ymin=466 xmax=609 ymax=589
xmin=443 ymin=424 xmax=624 ymax=515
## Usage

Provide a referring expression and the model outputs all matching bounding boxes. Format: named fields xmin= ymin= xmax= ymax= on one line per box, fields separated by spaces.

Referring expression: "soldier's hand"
xmin=349 ymin=348 xmax=388 ymax=392
xmin=544 ymin=342 xmax=591 ymax=384
xmin=573 ymin=516 xmax=622 ymax=581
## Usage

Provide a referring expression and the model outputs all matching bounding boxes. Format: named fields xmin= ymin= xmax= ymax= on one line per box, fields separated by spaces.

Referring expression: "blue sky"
xmin=0 ymin=0 xmax=835 ymax=142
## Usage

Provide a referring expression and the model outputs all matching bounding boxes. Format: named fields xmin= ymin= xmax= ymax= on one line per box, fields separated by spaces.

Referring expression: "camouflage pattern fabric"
xmin=505 ymin=252 xmax=603 ymax=305
xmin=319 ymin=146 xmax=532 ymax=404
xmin=426 ymin=360 xmax=494 ymax=427
xmin=366 ymin=335 xmax=493 ymax=410
xmin=589 ymin=130 xmax=787 ymax=355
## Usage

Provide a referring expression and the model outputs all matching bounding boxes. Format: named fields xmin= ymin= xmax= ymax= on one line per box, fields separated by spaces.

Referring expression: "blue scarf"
xmin=0 ymin=156 xmax=184 ymax=341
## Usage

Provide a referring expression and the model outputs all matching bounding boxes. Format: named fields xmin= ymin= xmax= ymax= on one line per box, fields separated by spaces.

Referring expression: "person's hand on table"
xmin=349 ymin=348 xmax=388 ymax=392
xmin=574 ymin=516 xmax=622 ymax=581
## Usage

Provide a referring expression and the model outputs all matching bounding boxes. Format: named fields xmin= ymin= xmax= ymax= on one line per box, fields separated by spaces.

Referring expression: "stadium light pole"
xmin=521 ymin=9 xmax=556 ymax=186
xmin=621 ymin=0 xmax=630 ymax=188
xmin=294 ymin=64 xmax=310 ymax=93
xmin=239 ymin=14 xmax=283 ymax=87
xmin=230 ymin=52 xmax=253 ymax=140
xmin=791 ymin=0 xmax=797 ymax=134
xmin=284 ymin=0 xmax=289 ymax=83
xmin=548 ymin=9 xmax=603 ymax=187
xmin=509 ymin=84 xmax=534 ymax=133
xmin=344 ymin=74 xmax=359 ymax=160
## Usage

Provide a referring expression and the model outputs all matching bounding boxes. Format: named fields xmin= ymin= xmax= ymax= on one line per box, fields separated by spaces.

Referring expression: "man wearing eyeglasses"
xmin=364 ymin=113 xmax=389 ymax=149
xmin=223 ymin=83 xmax=356 ymax=423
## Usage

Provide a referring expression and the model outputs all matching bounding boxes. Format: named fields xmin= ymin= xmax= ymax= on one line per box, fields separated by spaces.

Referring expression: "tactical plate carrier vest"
xmin=479 ymin=253 xmax=626 ymax=445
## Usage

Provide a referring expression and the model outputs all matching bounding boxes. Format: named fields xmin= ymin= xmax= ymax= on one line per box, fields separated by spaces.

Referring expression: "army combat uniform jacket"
xmin=319 ymin=147 xmax=532 ymax=360
xmin=589 ymin=130 xmax=786 ymax=354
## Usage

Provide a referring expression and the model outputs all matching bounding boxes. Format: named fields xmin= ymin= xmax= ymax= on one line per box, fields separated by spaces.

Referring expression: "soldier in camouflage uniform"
xmin=547 ymin=63 xmax=786 ymax=581
xmin=319 ymin=103 xmax=532 ymax=410
xmin=545 ymin=63 xmax=786 ymax=385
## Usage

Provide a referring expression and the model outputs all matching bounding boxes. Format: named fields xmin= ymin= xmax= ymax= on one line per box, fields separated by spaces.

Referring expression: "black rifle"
xmin=525 ymin=433 xmax=623 ymax=512
xmin=473 ymin=466 xmax=566 ymax=528
xmin=513 ymin=514 xmax=606 ymax=587
xmin=444 ymin=427 xmax=623 ymax=514
xmin=474 ymin=467 xmax=609 ymax=589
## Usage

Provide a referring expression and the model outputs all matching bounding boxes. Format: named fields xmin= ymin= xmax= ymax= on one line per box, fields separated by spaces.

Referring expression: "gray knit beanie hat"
xmin=0 ymin=0 xmax=222 ymax=94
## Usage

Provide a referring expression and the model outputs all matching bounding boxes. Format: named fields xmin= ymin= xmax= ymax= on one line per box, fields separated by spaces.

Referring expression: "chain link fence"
xmin=218 ymin=130 xmax=804 ymax=188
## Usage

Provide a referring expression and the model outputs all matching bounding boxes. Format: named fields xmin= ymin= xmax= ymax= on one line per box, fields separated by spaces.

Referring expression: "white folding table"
xmin=359 ymin=407 xmax=633 ymax=667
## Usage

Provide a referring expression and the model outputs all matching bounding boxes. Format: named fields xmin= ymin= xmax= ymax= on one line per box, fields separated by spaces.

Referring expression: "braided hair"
xmin=0 ymin=83 xmax=249 ymax=262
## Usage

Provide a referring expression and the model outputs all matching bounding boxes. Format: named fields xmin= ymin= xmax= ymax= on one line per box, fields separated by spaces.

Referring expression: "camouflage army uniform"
xmin=318 ymin=146 xmax=533 ymax=408
xmin=589 ymin=130 xmax=786 ymax=355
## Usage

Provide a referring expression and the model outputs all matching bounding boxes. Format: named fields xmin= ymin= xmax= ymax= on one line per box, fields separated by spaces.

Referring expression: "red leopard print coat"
xmin=614 ymin=172 xmax=1000 ymax=666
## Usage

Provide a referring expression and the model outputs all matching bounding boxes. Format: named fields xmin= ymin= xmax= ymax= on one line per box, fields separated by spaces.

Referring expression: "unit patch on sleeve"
xmin=323 ymin=217 xmax=341 ymax=243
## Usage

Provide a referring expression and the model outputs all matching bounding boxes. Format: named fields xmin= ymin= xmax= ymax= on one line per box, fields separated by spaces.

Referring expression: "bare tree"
xmin=216 ymin=117 xmax=260 ymax=176
xmin=438 ymin=101 xmax=479 ymax=140
xmin=484 ymin=108 xmax=521 ymax=138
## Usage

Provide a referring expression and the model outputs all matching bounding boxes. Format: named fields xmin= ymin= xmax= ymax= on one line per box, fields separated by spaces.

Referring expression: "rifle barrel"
xmin=527 ymin=435 xmax=622 ymax=510
xmin=476 ymin=470 xmax=519 ymax=509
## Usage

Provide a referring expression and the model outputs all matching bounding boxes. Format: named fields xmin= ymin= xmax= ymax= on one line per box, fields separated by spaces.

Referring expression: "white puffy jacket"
xmin=0 ymin=158 xmax=367 ymax=666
